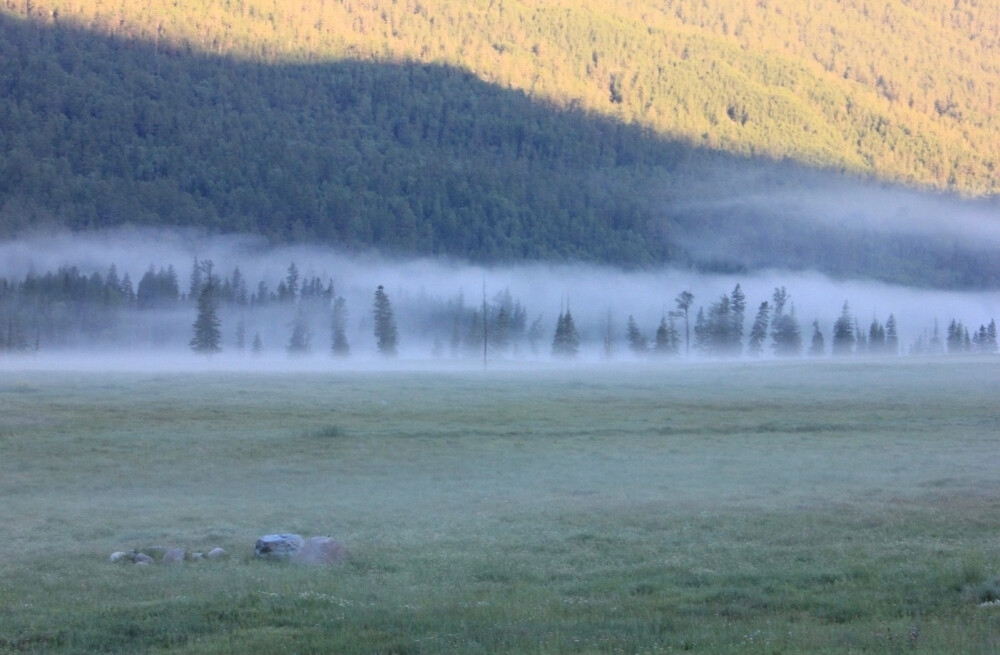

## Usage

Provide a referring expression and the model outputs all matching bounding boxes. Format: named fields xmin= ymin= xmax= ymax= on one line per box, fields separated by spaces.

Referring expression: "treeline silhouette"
xmin=1 ymin=260 xmax=995 ymax=359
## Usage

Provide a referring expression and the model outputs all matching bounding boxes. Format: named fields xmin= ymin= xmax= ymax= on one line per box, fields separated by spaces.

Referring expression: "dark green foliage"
xmin=747 ymin=301 xmax=770 ymax=357
xmin=653 ymin=315 xmax=680 ymax=357
xmin=373 ymin=285 xmax=398 ymax=357
xmin=832 ymin=301 xmax=854 ymax=356
xmin=189 ymin=260 xmax=221 ymax=354
xmin=626 ymin=315 xmax=648 ymax=356
xmin=0 ymin=14 xmax=997 ymax=286
xmin=551 ymin=310 xmax=580 ymax=358
xmin=286 ymin=302 xmax=311 ymax=355
xmin=770 ymin=287 xmax=801 ymax=357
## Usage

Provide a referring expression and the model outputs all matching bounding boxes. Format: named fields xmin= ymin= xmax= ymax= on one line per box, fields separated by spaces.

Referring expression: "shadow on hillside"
xmin=0 ymin=12 xmax=997 ymax=287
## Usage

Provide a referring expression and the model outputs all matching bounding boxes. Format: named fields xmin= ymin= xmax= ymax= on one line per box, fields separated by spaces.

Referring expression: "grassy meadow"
xmin=1 ymin=358 xmax=999 ymax=654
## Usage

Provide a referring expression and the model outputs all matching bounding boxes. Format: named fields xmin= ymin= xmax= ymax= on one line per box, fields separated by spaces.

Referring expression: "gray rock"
xmin=132 ymin=552 xmax=154 ymax=565
xmin=109 ymin=551 xmax=128 ymax=563
xmin=292 ymin=536 xmax=350 ymax=566
xmin=207 ymin=547 xmax=227 ymax=559
xmin=254 ymin=534 xmax=304 ymax=560
xmin=162 ymin=548 xmax=186 ymax=564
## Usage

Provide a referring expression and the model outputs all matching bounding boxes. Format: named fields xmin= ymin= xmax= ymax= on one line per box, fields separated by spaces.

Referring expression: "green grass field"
xmin=1 ymin=358 xmax=998 ymax=654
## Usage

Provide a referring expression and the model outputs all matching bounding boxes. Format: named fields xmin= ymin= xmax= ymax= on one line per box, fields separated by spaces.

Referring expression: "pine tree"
xmin=770 ymin=288 xmax=801 ymax=357
xmin=252 ymin=332 xmax=263 ymax=355
xmin=190 ymin=260 xmax=221 ymax=355
xmin=832 ymin=301 xmax=854 ymax=356
xmin=287 ymin=302 xmax=311 ymax=355
xmin=729 ymin=284 xmax=746 ymax=354
xmin=654 ymin=315 xmax=680 ymax=356
xmin=490 ymin=305 xmax=511 ymax=357
xmin=188 ymin=257 xmax=203 ymax=303
xmin=626 ymin=314 xmax=648 ymax=356
xmin=885 ymin=314 xmax=899 ymax=355
xmin=373 ymin=285 xmax=398 ymax=357
xmin=747 ymin=301 xmax=770 ymax=357
xmin=331 ymin=296 xmax=350 ymax=356
xmin=551 ymin=310 xmax=580 ymax=358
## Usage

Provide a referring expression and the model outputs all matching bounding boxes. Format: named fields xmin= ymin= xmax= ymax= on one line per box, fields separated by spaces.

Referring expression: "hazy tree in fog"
xmin=854 ymin=318 xmax=867 ymax=354
xmin=747 ymin=301 xmax=770 ymax=357
xmin=551 ymin=310 xmax=580 ymax=358
xmin=946 ymin=319 xmax=969 ymax=354
xmin=868 ymin=317 xmax=886 ymax=355
xmin=490 ymin=305 xmax=511 ymax=357
xmin=187 ymin=257 xmax=203 ymax=302
xmin=832 ymin=301 xmax=854 ymax=356
xmin=235 ymin=316 xmax=246 ymax=352
xmin=626 ymin=315 xmax=648 ymax=355
xmin=527 ymin=315 xmax=545 ymax=356
xmin=287 ymin=302 xmax=311 ymax=355
xmin=190 ymin=260 xmax=221 ymax=354
xmin=653 ymin=315 xmax=680 ymax=356
xmin=603 ymin=310 xmax=615 ymax=359
xmin=769 ymin=287 xmax=801 ymax=357
xmin=373 ymin=285 xmax=398 ymax=357
xmin=809 ymin=320 xmax=825 ymax=357
xmin=730 ymin=284 xmax=746 ymax=352
xmin=331 ymin=296 xmax=350 ymax=357
xmin=675 ymin=291 xmax=694 ymax=357
xmin=252 ymin=332 xmax=263 ymax=354
xmin=120 ymin=273 xmax=135 ymax=306
xmin=885 ymin=314 xmax=899 ymax=355
xmin=283 ymin=262 xmax=300 ymax=302
xmin=464 ymin=310 xmax=484 ymax=358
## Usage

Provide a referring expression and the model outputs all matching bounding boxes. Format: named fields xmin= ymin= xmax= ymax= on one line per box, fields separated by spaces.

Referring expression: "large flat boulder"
xmin=254 ymin=533 xmax=304 ymax=560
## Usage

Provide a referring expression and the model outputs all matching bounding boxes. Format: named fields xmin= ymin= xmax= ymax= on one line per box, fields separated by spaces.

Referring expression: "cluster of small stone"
xmin=109 ymin=547 xmax=227 ymax=565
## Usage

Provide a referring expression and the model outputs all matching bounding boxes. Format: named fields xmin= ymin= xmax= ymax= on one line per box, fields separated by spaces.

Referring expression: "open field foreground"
xmin=1 ymin=359 xmax=999 ymax=654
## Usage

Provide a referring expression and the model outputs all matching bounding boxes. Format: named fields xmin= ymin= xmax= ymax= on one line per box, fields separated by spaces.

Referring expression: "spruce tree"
xmin=770 ymin=288 xmax=801 ymax=357
xmin=729 ymin=284 xmax=746 ymax=354
xmin=626 ymin=315 xmax=648 ymax=355
xmin=832 ymin=301 xmax=854 ymax=356
xmin=287 ymin=302 xmax=311 ymax=354
xmin=373 ymin=285 xmax=398 ymax=357
xmin=747 ymin=301 xmax=770 ymax=357
xmin=551 ymin=310 xmax=580 ymax=358
xmin=190 ymin=260 xmax=221 ymax=355
xmin=885 ymin=314 xmax=899 ymax=355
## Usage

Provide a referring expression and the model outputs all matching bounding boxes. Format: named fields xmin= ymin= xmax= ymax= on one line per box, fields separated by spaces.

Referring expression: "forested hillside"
xmin=1 ymin=1 xmax=999 ymax=287
xmin=12 ymin=0 xmax=999 ymax=193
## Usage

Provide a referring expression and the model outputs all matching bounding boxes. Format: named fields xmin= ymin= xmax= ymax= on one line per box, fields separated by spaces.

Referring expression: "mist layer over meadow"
xmin=0 ymin=228 xmax=996 ymax=370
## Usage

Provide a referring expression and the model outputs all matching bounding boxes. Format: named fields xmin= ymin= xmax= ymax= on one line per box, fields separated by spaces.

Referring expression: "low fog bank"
xmin=0 ymin=229 xmax=996 ymax=371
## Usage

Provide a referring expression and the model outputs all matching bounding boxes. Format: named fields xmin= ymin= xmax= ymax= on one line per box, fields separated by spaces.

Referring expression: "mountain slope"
xmin=1 ymin=3 xmax=999 ymax=288
xmin=15 ymin=0 xmax=1000 ymax=194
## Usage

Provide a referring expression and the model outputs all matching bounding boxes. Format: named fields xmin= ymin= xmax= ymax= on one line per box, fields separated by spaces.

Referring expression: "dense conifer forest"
xmin=1 ymin=1 xmax=999 ymax=287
